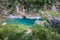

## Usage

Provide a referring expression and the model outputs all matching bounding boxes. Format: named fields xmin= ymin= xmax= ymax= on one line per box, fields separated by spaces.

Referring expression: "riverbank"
xmin=6 ymin=13 xmax=42 ymax=19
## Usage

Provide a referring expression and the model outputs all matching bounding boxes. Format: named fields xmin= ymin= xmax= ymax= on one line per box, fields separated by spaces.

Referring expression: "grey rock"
xmin=49 ymin=18 xmax=60 ymax=33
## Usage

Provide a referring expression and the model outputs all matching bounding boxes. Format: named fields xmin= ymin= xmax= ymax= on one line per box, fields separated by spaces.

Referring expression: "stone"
xmin=49 ymin=18 xmax=60 ymax=33
xmin=25 ymin=28 xmax=32 ymax=34
xmin=35 ymin=20 xmax=45 ymax=25
xmin=1 ymin=22 xmax=6 ymax=25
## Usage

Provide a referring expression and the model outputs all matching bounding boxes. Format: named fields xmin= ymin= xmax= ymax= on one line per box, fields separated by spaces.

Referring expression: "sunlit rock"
xmin=1 ymin=22 xmax=6 ymax=25
xmin=25 ymin=14 xmax=42 ymax=19
xmin=55 ymin=17 xmax=60 ymax=21
xmin=6 ymin=15 xmax=17 ymax=18
xmin=35 ymin=20 xmax=45 ymax=25
xmin=51 ymin=5 xmax=57 ymax=12
xmin=26 ymin=28 xmax=32 ymax=34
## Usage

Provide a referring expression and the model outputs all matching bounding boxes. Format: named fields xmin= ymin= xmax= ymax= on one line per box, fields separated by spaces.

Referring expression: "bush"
xmin=32 ymin=24 xmax=60 ymax=40
xmin=0 ymin=24 xmax=60 ymax=40
xmin=0 ymin=24 xmax=29 ymax=40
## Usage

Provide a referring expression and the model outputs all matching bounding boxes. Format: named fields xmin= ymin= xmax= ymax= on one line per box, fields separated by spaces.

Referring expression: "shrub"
xmin=32 ymin=24 xmax=60 ymax=40
xmin=0 ymin=24 xmax=29 ymax=40
xmin=0 ymin=24 xmax=60 ymax=40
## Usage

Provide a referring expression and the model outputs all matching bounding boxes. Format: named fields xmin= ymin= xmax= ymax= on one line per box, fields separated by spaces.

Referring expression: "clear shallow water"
xmin=6 ymin=18 xmax=43 ymax=26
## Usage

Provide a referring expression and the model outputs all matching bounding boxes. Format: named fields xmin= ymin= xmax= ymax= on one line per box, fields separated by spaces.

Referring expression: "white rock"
xmin=2 ymin=22 xmax=6 ymax=25
xmin=35 ymin=20 xmax=45 ymax=25
xmin=55 ymin=17 xmax=60 ymax=21
xmin=7 ymin=15 xmax=17 ymax=18
xmin=51 ymin=5 xmax=57 ymax=12
xmin=26 ymin=28 xmax=32 ymax=34
xmin=25 ymin=14 xmax=42 ymax=19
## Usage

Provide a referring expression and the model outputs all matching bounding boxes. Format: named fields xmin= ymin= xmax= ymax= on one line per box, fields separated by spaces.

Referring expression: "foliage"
xmin=0 ymin=19 xmax=6 ymax=24
xmin=0 ymin=24 xmax=29 ymax=40
xmin=0 ymin=23 xmax=60 ymax=40
xmin=0 ymin=0 xmax=57 ymax=13
xmin=32 ymin=24 xmax=60 ymax=40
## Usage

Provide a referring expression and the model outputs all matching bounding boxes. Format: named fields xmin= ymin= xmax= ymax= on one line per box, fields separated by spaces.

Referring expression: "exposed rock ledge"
xmin=6 ymin=14 xmax=42 ymax=19
xmin=25 ymin=14 xmax=42 ymax=19
xmin=6 ymin=15 xmax=23 ymax=18
xmin=25 ymin=15 xmax=42 ymax=19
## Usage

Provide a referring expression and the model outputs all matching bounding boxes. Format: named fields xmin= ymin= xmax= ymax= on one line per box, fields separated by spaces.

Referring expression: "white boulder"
xmin=35 ymin=20 xmax=45 ymax=25
xmin=26 ymin=28 xmax=32 ymax=34
xmin=1 ymin=22 xmax=6 ymax=25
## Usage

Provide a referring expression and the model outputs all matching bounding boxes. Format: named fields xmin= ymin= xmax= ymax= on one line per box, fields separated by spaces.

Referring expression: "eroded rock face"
xmin=49 ymin=18 xmax=60 ymax=33
xmin=50 ymin=19 xmax=60 ymax=27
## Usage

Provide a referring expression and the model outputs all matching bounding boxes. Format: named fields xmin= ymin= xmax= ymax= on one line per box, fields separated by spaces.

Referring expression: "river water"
xmin=6 ymin=18 xmax=43 ymax=26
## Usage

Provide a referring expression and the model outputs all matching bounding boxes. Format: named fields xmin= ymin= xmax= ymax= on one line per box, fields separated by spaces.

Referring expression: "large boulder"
xmin=34 ymin=20 xmax=46 ymax=26
xmin=49 ymin=18 xmax=60 ymax=33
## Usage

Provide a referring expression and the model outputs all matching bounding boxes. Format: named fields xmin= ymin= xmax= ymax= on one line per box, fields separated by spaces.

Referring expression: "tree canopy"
xmin=0 ymin=0 xmax=58 ymax=13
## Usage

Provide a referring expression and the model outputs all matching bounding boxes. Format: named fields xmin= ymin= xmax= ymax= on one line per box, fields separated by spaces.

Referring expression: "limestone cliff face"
xmin=16 ymin=4 xmax=25 ymax=15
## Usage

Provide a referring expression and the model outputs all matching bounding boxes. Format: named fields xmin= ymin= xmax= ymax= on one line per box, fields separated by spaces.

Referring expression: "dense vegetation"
xmin=0 ymin=0 xmax=58 ymax=13
xmin=0 ymin=24 xmax=29 ymax=40
xmin=0 ymin=23 xmax=60 ymax=40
